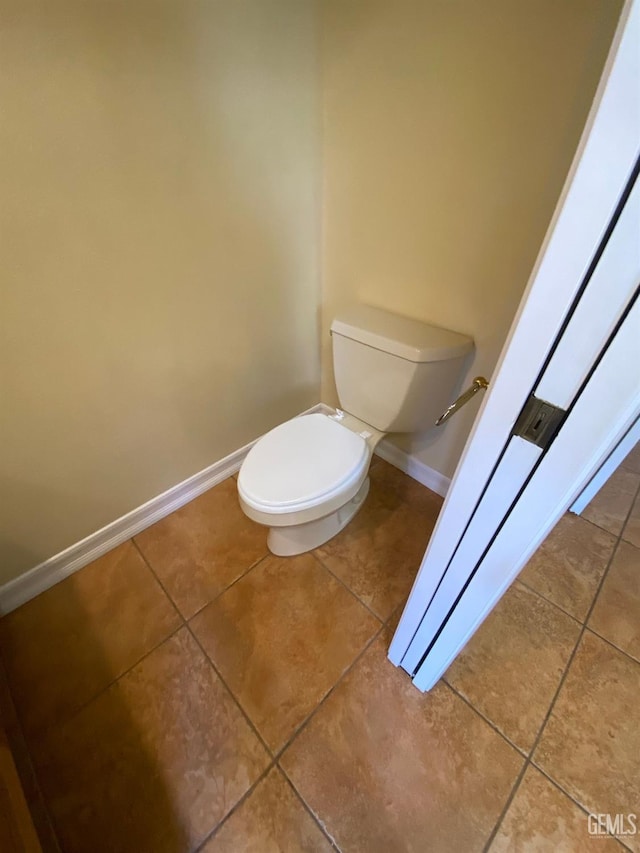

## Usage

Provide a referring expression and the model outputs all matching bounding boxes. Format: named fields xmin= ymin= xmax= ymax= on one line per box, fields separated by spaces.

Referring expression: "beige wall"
xmin=320 ymin=0 xmax=622 ymax=479
xmin=0 ymin=0 xmax=623 ymax=586
xmin=0 ymin=0 xmax=320 ymax=583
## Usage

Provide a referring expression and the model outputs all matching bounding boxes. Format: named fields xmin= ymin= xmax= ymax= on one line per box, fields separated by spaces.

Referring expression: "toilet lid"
xmin=238 ymin=413 xmax=369 ymax=513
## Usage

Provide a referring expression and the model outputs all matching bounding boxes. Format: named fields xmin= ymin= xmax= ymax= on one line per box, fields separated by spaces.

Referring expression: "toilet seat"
xmin=238 ymin=413 xmax=370 ymax=525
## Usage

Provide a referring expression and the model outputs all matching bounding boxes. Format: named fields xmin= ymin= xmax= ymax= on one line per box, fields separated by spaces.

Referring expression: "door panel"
xmin=412 ymin=294 xmax=640 ymax=689
xmin=399 ymin=439 xmax=539 ymax=673
xmin=535 ymin=177 xmax=640 ymax=406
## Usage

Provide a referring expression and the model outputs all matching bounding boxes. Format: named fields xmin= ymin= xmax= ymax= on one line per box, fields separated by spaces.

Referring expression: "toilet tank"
xmin=330 ymin=305 xmax=474 ymax=433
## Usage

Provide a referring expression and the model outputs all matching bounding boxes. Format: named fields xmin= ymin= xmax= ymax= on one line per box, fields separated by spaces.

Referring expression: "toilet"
xmin=238 ymin=304 xmax=473 ymax=556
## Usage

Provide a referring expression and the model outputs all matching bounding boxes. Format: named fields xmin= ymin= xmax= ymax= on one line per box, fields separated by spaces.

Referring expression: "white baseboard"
xmin=375 ymin=439 xmax=451 ymax=498
xmin=0 ymin=403 xmax=325 ymax=616
xmin=0 ymin=402 xmax=449 ymax=615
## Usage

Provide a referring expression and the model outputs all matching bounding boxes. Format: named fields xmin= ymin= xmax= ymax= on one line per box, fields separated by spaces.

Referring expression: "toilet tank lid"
xmin=330 ymin=305 xmax=473 ymax=363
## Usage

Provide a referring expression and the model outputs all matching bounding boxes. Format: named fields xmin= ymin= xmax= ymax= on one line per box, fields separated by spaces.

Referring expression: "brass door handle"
xmin=435 ymin=376 xmax=489 ymax=426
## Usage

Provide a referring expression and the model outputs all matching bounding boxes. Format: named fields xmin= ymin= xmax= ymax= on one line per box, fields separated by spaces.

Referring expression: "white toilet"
xmin=238 ymin=304 xmax=473 ymax=556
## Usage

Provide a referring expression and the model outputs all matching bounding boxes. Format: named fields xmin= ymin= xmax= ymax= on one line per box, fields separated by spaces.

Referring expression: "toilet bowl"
xmin=238 ymin=303 xmax=474 ymax=556
xmin=238 ymin=410 xmax=384 ymax=556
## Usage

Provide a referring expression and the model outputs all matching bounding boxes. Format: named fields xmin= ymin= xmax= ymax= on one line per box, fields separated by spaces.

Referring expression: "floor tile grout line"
xmin=528 ymin=499 xmax=632 ymax=753
xmin=386 ymin=602 xmax=405 ymax=633
xmin=132 ymin=535 xmax=270 ymax=623
xmin=190 ymin=598 xmax=390 ymax=852
xmin=272 ymin=621 xmax=386 ymax=765
xmin=580 ymin=471 xmax=640 ymax=541
xmin=1 ymin=614 xmax=183 ymax=849
xmin=583 ymin=624 xmax=640 ymax=667
xmin=441 ymin=678 xmax=528 ymax=759
xmin=514 ymin=488 xmax=639 ymax=628
xmin=185 ymin=622 xmax=274 ymax=760
xmin=310 ymin=550 xmax=384 ymax=625
xmin=483 ymin=604 xmax=594 ymax=848
xmin=4 ymin=539 xmax=188 ymax=766
xmin=481 ymin=759 xmax=530 ymax=852
xmin=131 ymin=538 xmax=186 ymax=624
xmin=522 ymin=521 xmax=640 ymax=649
xmin=278 ymin=764 xmax=343 ymax=851
xmin=147 ymin=534 xmax=390 ymax=765
xmin=483 ymin=509 xmax=628 ymax=852
xmin=383 ymin=604 xmax=404 ymax=631
xmin=271 ymin=599 xmax=400 ymax=770
xmin=129 ymin=542 xmax=286 ymax=853
xmin=136 ymin=514 xmax=391 ymax=850
xmin=484 ymin=469 xmax=640 ymax=850
xmin=30 ymin=622 xmax=187 ymax=742
xmin=483 ymin=757 xmax=634 ymax=852
xmin=189 ymin=531 xmax=404 ymax=849
xmin=192 ymin=760 xmax=276 ymax=852
xmin=515 ymin=578 xmax=590 ymax=626
xmin=134 ymin=535 xmax=276 ymax=762
xmin=512 ymin=578 xmax=585 ymax=627
xmin=577 ymin=507 xmax=631 ymax=634
xmin=517 ymin=547 xmax=640 ymax=661
xmin=575 ymin=515 xmax=624 ymax=538
xmin=187 ymin=552 xmax=272 ymax=622
xmin=527 ymin=759 xmax=636 ymax=852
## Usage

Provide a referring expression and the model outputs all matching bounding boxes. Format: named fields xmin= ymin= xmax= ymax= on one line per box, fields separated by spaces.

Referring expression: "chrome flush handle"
xmin=435 ymin=376 xmax=489 ymax=426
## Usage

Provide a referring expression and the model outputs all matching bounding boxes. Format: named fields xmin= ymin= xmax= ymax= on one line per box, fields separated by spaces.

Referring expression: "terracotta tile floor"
xmin=0 ymin=453 xmax=639 ymax=852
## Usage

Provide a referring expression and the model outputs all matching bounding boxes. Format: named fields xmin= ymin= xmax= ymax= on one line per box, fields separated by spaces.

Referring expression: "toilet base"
xmin=267 ymin=477 xmax=370 ymax=557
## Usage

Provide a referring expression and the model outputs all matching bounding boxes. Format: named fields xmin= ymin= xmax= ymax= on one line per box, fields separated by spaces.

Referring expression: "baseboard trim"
xmin=0 ymin=404 xmax=325 ymax=615
xmin=0 ymin=403 xmax=449 ymax=615
xmin=375 ymin=439 xmax=451 ymax=498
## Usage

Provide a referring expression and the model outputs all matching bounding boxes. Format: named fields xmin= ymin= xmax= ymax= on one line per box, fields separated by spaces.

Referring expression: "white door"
xmin=389 ymin=0 xmax=640 ymax=690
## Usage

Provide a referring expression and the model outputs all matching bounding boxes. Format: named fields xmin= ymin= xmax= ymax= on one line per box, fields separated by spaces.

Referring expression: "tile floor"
xmin=0 ymin=451 xmax=638 ymax=853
